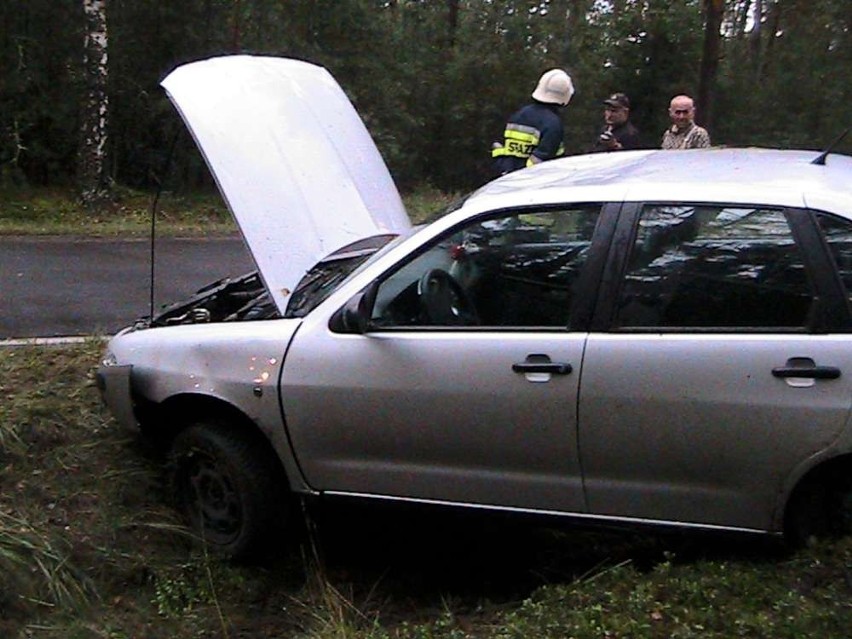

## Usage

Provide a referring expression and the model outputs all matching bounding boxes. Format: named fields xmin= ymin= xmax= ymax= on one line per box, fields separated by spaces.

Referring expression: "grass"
xmin=0 ymin=185 xmax=236 ymax=237
xmin=0 ymin=184 xmax=459 ymax=237
xmin=1 ymin=343 xmax=852 ymax=638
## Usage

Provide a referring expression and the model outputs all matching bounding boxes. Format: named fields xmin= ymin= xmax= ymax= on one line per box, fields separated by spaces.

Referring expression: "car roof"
xmin=466 ymin=148 xmax=852 ymax=219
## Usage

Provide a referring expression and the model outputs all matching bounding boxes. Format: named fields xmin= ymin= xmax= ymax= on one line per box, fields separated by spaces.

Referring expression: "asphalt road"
xmin=1 ymin=236 xmax=254 ymax=339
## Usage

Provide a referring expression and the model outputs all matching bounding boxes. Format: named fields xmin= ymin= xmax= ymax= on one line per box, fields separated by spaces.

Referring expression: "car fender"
xmin=773 ymin=407 xmax=852 ymax=530
xmin=102 ymin=318 xmax=311 ymax=492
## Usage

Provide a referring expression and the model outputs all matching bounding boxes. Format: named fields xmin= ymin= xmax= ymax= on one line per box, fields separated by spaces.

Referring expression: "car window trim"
xmin=795 ymin=208 xmax=852 ymax=332
xmin=566 ymin=201 xmax=621 ymax=331
xmin=591 ymin=201 xmax=640 ymax=332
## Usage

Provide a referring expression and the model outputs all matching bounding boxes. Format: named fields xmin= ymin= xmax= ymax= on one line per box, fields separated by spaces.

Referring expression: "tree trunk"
xmin=78 ymin=0 xmax=109 ymax=208
xmin=696 ymin=0 xmax=725 ymax=131
xmin=447 ymin=0 xmax=459 ymax=47
xmin=231 ymin=0 xmax=242 ymax=51
xmin=759 ymin=0 xmax=782 ymax=79
xmin=749 ymin=0 xmax=763 ymax=78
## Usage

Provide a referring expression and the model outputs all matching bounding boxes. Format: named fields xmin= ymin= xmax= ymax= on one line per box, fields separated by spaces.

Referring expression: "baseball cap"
xmin=603 ymin=93 xmax=630 ymax=109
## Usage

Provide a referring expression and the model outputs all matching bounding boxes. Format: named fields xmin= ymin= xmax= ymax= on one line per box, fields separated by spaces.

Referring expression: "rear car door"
xmin=579 ymin=203 xmax=852 ymax=532
xmin=280 ymin=204 xmax=615 ymax=512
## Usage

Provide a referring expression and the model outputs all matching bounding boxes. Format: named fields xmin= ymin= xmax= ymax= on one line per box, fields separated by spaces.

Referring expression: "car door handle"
xmin=512 ymin=355 xmax=573 ymax=375
xmin=771 ymin=365 xmax=841 ymax=380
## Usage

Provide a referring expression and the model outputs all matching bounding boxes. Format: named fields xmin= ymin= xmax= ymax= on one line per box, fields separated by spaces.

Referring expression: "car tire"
xmin=827 ymin=472 xmax=852 ymax=536
xmin=168 ymin=419 xmax=288 ymax=560
xmin=786 ymin=468 xmax=852 ymax=545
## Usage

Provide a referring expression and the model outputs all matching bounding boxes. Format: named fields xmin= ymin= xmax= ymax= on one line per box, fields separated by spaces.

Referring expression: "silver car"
xmin=98 ymin=55 xmax=852 ymax=558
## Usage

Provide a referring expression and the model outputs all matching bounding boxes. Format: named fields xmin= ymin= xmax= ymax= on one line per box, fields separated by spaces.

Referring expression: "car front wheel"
xmin=168 ymin=419 xmax=288 ymax=559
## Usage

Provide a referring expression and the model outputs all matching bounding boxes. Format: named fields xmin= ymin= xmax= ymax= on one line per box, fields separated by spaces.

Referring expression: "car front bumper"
xmin=95 ymin=364 xmax=138 ymax=430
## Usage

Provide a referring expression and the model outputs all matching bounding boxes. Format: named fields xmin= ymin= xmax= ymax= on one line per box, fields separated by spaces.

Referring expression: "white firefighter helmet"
xmin=531 ymin=69 xmax=574 ymax=106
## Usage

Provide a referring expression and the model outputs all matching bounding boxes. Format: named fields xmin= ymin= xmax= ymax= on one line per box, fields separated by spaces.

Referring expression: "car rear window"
xmin=614 ymin=205 xmax=816 ymax=330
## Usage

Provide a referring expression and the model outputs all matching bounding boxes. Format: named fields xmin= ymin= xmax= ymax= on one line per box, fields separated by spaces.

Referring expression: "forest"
xmin=1 ymin=0 xmax=850 ymax=199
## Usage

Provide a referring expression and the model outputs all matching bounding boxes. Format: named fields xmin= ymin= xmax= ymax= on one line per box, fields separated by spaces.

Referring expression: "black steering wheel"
xmin=417 ymin=269 xmax=479 ymax=326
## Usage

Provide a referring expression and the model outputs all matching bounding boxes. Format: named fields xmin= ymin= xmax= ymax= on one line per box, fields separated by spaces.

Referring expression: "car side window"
xmin=371 ymin=206 xmax=601 ymax=328
xmin=815 ymin=213 xmax=852 ymax=304
xmin=613 ymin=205 xmax=816 ymax=329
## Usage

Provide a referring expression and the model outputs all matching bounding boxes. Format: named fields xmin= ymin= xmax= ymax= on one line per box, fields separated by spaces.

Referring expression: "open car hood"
xmin=161 ymin=55 xmax=411 ymax=313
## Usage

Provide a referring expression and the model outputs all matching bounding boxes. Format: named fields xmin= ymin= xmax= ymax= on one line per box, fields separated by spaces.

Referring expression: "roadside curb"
xmin=0 ymin=336 xmax=107 ymax=347
xmin=0 ymin=234 xmax=242 ymax=243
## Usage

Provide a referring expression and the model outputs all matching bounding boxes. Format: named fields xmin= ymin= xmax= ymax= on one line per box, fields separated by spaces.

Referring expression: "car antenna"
xmin=811 ymin=128 xmax=850 ymax=166
xmin=148 ymin=129 xmax=182 ymax=320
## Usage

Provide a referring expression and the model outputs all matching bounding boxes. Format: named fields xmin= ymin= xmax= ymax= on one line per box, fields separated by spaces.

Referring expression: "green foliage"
xmin=395 ymin=609 xmax=475 ymax=639
xmin=714 ymin=0 xmax=852 ymax=150
xmin=486 ymin=544 xmax=852 ymax=638
xmin=151 ymin=554 xmax=244 ymax=618
xmin=3 ymin=0 xmax=851 ymax=196
xmin=0 ymin=0 xmax=82 ymax=186
xmin=403 ymin=185 xmax=463 ymax=225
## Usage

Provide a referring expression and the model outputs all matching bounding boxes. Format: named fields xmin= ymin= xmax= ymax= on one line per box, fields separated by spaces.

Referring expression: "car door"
xmin=579 ymin=203 xmax=852 ymax=532
xmin=280 ymin=204 xmax=614 ymax=512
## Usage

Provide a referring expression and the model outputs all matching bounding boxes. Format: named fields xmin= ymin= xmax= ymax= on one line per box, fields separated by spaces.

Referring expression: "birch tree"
xmin=78 ymin=0 xmax=109 ymax=207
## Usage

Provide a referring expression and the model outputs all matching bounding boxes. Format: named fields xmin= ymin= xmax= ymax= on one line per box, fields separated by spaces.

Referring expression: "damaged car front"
xmin=97 ymin=232 xmax=401 ymax=427
xmin=96 ymin=55 xmax=412 ymax=556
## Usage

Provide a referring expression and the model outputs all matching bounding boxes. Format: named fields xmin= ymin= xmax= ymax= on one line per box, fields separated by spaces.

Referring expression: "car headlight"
xmin=101 ymin=350 xmax=118 ymax=367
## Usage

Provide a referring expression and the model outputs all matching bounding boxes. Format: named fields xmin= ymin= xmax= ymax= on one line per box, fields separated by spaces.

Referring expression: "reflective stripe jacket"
xmin=492 ymin=102 xmax=565 ymax=176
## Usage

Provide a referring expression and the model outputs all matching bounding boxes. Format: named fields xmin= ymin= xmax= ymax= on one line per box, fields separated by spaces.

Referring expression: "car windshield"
xmin=284 ymin=233 xmax=408 ymax=318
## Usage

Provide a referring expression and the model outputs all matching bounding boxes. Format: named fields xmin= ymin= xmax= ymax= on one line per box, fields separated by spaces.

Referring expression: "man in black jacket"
xmin=593 ymin=92 xmax=641 ymax=152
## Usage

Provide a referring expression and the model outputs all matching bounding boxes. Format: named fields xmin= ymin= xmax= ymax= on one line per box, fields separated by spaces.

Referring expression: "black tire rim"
xmin=178 ymin=449 xmax=243 ymax=546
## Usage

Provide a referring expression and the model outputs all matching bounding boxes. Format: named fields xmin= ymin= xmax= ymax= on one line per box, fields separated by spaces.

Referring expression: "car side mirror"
xmin=330 ymin=281 xmax=378 ymax=334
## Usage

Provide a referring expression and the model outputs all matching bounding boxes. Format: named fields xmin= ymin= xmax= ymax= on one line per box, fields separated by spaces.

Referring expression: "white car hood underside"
xmin=161 ymin=55 xmax=411 ymax=313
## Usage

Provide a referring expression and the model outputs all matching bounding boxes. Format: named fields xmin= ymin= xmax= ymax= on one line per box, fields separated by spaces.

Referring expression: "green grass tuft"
xmin=0 ymin=510 xmax=94 ymax=615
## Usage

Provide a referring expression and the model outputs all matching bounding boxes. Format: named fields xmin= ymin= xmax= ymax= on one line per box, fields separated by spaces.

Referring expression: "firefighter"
xmin=491 ymin=68 xmax=574 ymax=177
